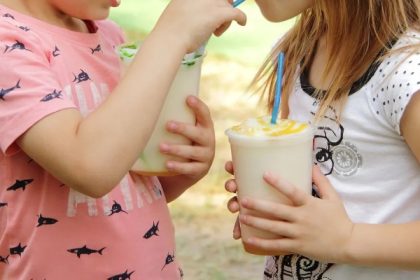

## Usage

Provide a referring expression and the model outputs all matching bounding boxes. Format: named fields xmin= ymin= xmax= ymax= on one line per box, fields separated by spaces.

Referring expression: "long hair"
xmin=251 ymin=0 xmax=420 ymax=120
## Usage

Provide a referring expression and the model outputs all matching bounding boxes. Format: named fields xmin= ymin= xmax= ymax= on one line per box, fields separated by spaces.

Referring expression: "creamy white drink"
xmin=226 ymin=116 xmax=313 ymax=255
xmin=118 ymin=43 xmax=204 ymax=176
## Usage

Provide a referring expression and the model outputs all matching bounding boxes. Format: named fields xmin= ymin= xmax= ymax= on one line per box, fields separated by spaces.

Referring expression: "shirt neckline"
xmin=300 ymin=38 xmax=398 ymax=96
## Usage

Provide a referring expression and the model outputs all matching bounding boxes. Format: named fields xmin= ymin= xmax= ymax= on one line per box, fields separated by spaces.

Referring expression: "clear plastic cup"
xmin=118 ymin=43 xmax=205 ymax=176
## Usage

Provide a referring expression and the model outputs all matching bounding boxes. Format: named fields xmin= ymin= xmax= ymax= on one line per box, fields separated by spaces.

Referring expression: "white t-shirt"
xmin=264 ymin=31 xmax=420 ymax=280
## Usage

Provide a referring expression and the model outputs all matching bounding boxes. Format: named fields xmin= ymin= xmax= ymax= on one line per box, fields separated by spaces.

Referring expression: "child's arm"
xmin=158 ymin=96 xmax=215 ymax=203
xmin=16 ymin=0 xmax=246 ymax=198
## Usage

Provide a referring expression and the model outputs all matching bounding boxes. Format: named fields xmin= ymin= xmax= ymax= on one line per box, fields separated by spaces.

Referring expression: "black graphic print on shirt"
xmin=52 ymin=46 xmax=60 ymax=57
xmin=310 ymin=102 xmax=362 ymax=176
xmin=6 ymin=179 xmax=34 ymax=191
xmin=264 ymin=255 xmax=334 ymax=280
xmin=143 ymin=221 xmax=159 ymax=239
xmin=107 ymin=270 xmax=135 ymax=280
xmin=67 ymin=245 xmax=105 ymax=258
xmin=40 ymin=89 xmax=63 ymax=102
xmin=37 ymin=214 xmax=58 ymax=227
xmin=0 ymin=255 xmax=9 ymax=264
xmin=72 ymin=69 xmax=91 ymax=83
xmin=0 ymin=80 xmax=21 ymax=100
xmin=4 ymin=40 xmax=31 ymax=53
xmin=162 ymin=252 xmax=175 ymax=271
xmin=108 ymin=200 xmax=128 ymax=216
xmin=90 ymin=44 xmax=102 ymax=54
xmin=10 ymin=243 xmax=26 ymax=257
xmin=2 ymin=13 xmax=14 ymax=20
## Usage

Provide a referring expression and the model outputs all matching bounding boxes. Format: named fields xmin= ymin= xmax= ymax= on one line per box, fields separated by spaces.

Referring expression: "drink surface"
xmin=226 ymin=116 xmax=310 ymax=138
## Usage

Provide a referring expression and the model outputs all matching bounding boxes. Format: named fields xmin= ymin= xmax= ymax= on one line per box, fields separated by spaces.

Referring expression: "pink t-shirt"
xmin=0 ymin=5 xmax=182 ymax=280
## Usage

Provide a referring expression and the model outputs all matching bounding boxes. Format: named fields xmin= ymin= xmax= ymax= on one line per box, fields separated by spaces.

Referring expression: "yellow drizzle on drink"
xmin=231 ymin=116 xmax=308 ymax=137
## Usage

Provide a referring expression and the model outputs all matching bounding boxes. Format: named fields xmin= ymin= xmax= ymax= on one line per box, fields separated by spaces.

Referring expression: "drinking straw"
xmin=271 ymin=52 xmax=285 ymax=125
xmin=233 ymin=0 xmax=246 ymax=7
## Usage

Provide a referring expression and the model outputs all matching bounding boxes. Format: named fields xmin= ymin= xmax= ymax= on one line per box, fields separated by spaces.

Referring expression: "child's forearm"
xmin=159 ymin=176 xmax=201 ymax=203
xmin=343 ymin=222 xmax=420 ymax=270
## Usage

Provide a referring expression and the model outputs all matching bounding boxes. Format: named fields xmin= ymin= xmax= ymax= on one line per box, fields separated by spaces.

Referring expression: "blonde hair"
xmin=252 ymin=0 xmax=420 ymax=120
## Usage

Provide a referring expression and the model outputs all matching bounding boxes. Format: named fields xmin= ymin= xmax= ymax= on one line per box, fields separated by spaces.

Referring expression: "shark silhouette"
xmin=52 ymin=46 xmax=60 ymax=57
xmin=73 ymin=69 xmax=91 ymax=83
xmin=37 ymin=214 xmax=58 ymax=227
xmin=107 ymin=270 xmax=135 ymax=280
xmin=90 ymin=44 xmax=102 ymax=54
xmin=40 ymin=89 xmax=62 ymax=102
xmin=108 ymin=200 xmax=128 ymax=216
xmin=68 ymin=245 xmax=105 ymax=258
xmin=0 ymin=255 xmax=9 ymax=264
xmin=10 ymin=243 xmax=26 ymax=257
xmin=143 ymin=221 xmax=159 ymax=239
xmin=4 ymin=40 xmax=31 ymax=53
xmin=7 ymin=179 xmax=33 ymax=191
xmin=0 ymin=80 xmax=21 ymax=100
xmin=161 ymin=252 xmax=175 ymax=271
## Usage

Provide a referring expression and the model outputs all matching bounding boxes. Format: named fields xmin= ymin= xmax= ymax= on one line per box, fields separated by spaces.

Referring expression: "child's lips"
xmin=110 ymin=0 xmax=121 ymax=7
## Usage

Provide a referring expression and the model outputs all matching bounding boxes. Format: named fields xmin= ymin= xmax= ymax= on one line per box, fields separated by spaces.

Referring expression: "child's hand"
xmin=160 ymin=96 xmax=215 ymax=181
xmin=238 ymin=166 xmax=354 ymax=263
xmin=225 ymin=161 xmax=242 ymax=240
xmin=155 ymin=0 xmax=247 ymax=53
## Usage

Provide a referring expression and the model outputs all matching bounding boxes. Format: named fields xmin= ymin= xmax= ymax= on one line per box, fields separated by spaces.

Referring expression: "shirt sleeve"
xmin=0 ymin=23 xmax=77 ymax=154
xmin=370 ymin=33 xmax=420 ymax=135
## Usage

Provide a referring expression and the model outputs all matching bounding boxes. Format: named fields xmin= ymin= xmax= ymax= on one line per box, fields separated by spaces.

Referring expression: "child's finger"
xmin=240 ymin=198 xmax=296 ymax=222
xmin=312 ymin=165 xmax=340 ymax=201
xmin=186 ymin=96 xmax=214 ymax=129
xmin=225 ymin=161 xmax=235 ymax=175
xmin=160 ymin=144 xmax=212 ymax=162
xmin=233 ymin=216 xmax=241 ymax=239
xmin=227 ymin=196 xmax=240 ymax=213
xmin=263 ymin=172 xmax=309 ymax=207
xmin=166 ymin=121 xmax=210 ymax=146
xmin=225 ymin=178 xmax=238 ymax=193
xmin=165 ymin=160 xmax=207 ymax=175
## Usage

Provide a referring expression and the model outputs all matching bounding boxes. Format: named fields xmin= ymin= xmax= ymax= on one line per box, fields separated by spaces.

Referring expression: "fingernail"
xmin=168 ymin=122 xmax=177 ymax=130
xmin=160 ymin=143 xmax=170 ymax=152
xmin=166 ymin=162 xmax=174 ymax=169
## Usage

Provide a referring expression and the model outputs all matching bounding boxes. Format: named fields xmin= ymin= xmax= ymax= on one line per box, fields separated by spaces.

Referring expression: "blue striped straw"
xmin=233 ymin=0 xmax=246 ymax=7
xmin=271 ymin=52 xmax=285 ymax=124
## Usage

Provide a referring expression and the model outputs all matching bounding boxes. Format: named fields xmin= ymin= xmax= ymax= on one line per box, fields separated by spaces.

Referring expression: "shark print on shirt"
xmin=67 ymin=245 xmax=106 ymax=258
xmin=107 ymin=270 xmax=135 ymax=280
xmin=36 ymin=214 xmax=58 ymax=227
xmin=40 ymin=89 xmax=63 ymax=102
xmin=143 ymin=221 xmax=159 ymax=239
xmin=4 ymin=40 xmax=31 ymax=53
xmin=90 ymin=44 xmax=102 ymax=54
xmin=0 ymin=80 xmax=21 ymax=100
xmin=10 ymin=243 xmax=26 ymax=257
xmin=6 ymin=179 xmax=33 ymax=191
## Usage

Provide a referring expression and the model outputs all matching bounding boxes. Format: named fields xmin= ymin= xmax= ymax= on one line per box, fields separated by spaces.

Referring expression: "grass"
xmin=110 ymin=2 xmax=294 ymax=279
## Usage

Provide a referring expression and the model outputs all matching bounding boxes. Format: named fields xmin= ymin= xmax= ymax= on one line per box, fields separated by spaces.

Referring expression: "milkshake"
xmin=118 ymin=43 xmax=205 ymax=176
xmin=226 ymin=116 xmax=313 ymax=255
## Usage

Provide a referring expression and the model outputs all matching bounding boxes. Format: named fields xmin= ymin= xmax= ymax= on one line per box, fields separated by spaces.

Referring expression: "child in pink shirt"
xmin=0 ymin=0 xmax=246 ymax=279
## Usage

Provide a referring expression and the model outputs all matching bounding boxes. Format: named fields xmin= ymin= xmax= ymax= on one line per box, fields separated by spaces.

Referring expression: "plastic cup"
xmin=225 ymin=116 xmax=313 ymax=255
xmin=118 ymin=43 xmax=204 ymax=176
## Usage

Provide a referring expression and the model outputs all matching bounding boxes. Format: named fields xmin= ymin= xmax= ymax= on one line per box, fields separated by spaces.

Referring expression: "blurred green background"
xmin=111 ymin=1 xmax=293 ymax=279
